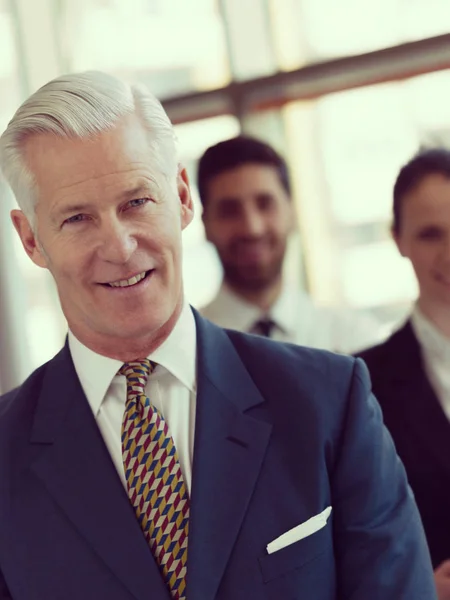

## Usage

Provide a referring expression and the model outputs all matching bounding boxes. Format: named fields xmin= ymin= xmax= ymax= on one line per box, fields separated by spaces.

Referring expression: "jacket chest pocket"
xmin=258 ymin=525 xmax=330 ymax=583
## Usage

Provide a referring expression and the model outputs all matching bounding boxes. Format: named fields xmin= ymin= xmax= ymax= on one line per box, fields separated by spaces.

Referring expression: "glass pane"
xmin=0 ymin=0 xmax=22 ymax=131
xmin=0 ymin=2 xmax=65 ymax=375
xmin=317 ymin=71 xmax=450 ymax=227
xmin=269 ymin=0 xmax=450 ymax=68
xmin=267 ymin=0 xmax=309 ymax=71
xmin=221 ymin=0 xmax=277 ymax=80
xmin=174 ymin=115 xmax=241 ymax=308
xmin=299 ymin=0 xmax=402 ymax=59
xmin=340 ymin=241 xmax=418 ymax=307
xmin=317 ymin=82 xmax=418 ymax=226
xmin=402 ymin=0 xmax=450 ymax=41
xmin=406 ymin=70 xmax=450 ymax=139
xmin=59 ymin=0 xmax=230 ymax=98
xmin=11 ymin=213 xmax=67 ymax=370
xmin=282 ymin=70 xmax=450 ymax=314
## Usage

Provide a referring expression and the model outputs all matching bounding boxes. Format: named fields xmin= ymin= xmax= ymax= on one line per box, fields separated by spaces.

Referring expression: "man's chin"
xmin=224 ymin=269 xmax=280 ymax=293
xmin=105 ymin=319 xmax=162 ymax=339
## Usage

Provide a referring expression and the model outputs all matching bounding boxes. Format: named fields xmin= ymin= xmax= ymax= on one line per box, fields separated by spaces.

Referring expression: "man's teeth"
xmin=108 ymin=271 xmax=147 ymax=288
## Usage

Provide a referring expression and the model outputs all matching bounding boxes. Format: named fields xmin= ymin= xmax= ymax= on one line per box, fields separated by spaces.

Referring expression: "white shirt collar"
xmin=411 ymin=304 xmax=450 ymax=361
xmin=68 ymin=301 xmax=197 ymax=417
xmin=208 ymin=282 xmax=299 ymax=335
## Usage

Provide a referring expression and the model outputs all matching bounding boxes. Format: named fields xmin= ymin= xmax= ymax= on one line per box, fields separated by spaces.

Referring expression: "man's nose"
xmin=96 ymin=220 xmax=137 ymax=264
xmin=240 ymin=207 xmax=265 ymax=237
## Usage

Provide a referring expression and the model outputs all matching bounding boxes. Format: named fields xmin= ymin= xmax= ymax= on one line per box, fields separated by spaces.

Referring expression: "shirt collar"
xmin=269 ymin=284 xmax=301 ymax=336
xmin=68 ymin=301 xmax=197 ymax=417
xmin=411 ymin=304 xmax=450 ymax=361
xmin=212 ymin=282 xmax=298 ymax=335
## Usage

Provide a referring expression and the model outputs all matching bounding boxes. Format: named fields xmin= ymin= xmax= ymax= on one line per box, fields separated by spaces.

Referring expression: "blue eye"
xmin=128 ymin=198 xmax=149 ymax=208
xmin=64 ymin=214 xmax=86 ymax=224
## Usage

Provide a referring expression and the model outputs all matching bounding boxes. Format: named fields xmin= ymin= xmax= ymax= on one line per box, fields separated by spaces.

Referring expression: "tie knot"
xmin=252 ymin=317 xmax=276 ymax=338
xmin=119 ymin=360 xmax=155 ymax=396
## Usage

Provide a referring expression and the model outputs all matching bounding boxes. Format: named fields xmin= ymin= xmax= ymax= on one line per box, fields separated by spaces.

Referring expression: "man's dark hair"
xmin=393 ymin=147 xmax=450 ymax=233
xmin=197 ymin=135 xmax=291 ymax=208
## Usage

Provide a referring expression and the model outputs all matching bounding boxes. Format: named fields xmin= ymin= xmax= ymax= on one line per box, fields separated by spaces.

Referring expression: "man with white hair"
xmin=0 ymin=72 xmax=436 ymax=600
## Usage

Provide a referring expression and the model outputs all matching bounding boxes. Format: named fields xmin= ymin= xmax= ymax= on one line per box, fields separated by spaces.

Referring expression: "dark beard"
xmin=222 ymin=258 xmax=284 ymax=293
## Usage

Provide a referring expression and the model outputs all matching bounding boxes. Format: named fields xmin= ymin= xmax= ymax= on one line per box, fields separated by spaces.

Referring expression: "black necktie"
xmin=252 ymin=318 xmax=276 ymax=338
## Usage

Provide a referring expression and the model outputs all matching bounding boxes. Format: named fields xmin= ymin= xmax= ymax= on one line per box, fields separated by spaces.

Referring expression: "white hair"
xmin=0 ymin=71 xmax=178 ymax=226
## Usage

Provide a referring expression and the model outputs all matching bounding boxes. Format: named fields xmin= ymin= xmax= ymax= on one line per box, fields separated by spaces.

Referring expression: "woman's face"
xmin=395 ymin=173 xmax=450 ymax=310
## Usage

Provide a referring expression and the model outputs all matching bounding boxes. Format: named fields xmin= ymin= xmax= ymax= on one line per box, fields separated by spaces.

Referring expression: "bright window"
xmin=283 ymin=69 xmax=450 ymax=323
xmin=59 ymin=0 xmax=230 ymax=97
xmin=0 ymin=0 xmax=22 ymax=130
xmin=269 ymin=0 xmax=450 ymax=68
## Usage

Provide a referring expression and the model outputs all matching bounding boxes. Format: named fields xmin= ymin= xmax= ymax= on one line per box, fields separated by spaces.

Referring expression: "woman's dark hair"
xmin=393 ymin=147 xmax=450 ymax=233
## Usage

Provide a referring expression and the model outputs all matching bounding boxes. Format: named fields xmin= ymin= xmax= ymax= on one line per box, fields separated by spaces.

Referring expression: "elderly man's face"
xmin=12 ymin=114 xmax=194 ymax=352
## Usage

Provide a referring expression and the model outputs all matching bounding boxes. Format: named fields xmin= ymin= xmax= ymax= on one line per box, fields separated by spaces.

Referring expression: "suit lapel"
xmin=30 ymin=318 xmax=272 ymax=600
xmin=186 ymin=315 xmax=272 ymax=600
xmin=385 ymin=323 xmax=450 ymax=474
xmin=30 ymin=345 xmax=170 ymax=600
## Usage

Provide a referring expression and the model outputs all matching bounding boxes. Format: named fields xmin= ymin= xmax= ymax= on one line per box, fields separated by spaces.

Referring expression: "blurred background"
xmin=1 ymin=0 xmax=450 ymax=389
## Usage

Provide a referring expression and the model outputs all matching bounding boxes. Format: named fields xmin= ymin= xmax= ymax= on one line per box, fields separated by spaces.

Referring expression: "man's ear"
xmin=11 ymin=209 xmax=48 ymax=268
xmin=177 ymin=167 xmax=195 ymax=230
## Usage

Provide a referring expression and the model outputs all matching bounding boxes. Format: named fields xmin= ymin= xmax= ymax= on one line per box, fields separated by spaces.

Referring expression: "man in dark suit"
xmin=0 ymin=71 xmax=437 ymax=599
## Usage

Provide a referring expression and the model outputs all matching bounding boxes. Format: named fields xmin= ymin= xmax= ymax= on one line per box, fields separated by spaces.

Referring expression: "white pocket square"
xmin=266 ymin=506 xmax=332 ymax=555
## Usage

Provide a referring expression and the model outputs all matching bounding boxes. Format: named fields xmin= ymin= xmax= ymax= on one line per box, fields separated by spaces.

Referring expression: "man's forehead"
xmin=207 ymin=163 xmax=286 ymax=199
xmin=25 ymin=123 xmax=129 ymax=164
xmin=23 ymin=131 xmax=166 ymax=198
xmin=45 ymin=172 xmax=164 ymax=210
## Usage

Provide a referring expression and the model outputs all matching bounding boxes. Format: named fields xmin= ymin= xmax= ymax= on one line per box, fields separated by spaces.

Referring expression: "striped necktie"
xmin=119 ymin=360 xmax=189 ymax=599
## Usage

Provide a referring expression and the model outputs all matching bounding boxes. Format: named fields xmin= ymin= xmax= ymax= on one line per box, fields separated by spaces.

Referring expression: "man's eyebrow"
xmin=53 ymin=183 xmax=157 ymax=220
xmin=120 ymin=184 xmax=155 ymax=201
xmin=55 ymin=202 xmax=92 ymax=218
xmin=216 ymin=196 xmax=241 ymax=204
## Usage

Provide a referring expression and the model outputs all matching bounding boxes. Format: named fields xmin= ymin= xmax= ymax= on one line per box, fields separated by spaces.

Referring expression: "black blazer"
xmin=359 ymin=321 xmax=450 ymax=568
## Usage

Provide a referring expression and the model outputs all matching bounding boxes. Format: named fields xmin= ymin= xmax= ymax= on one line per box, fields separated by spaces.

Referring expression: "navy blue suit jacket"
xmin=0 ymin=314 xmax=436 ymax=599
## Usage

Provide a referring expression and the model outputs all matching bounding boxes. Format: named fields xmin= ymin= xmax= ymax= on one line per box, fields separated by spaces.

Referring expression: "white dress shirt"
xmin=201 ymin=283 xmax=384 ymax=354
xmin=68 ymin=302 xmax=197 ymax=494
xmin=411 ymin=305 xmax=450 ymax=421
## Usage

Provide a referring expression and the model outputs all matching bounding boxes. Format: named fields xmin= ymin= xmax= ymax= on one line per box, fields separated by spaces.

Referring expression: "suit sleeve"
xmin=332 ymin=358 xmax=437 ymax=599
xmin=0 ymin=569 xmax=12 ymax=600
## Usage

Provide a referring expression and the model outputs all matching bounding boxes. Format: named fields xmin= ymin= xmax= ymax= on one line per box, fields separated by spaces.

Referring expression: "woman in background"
xmin=360 ymin=148 xmax=450 ymax=600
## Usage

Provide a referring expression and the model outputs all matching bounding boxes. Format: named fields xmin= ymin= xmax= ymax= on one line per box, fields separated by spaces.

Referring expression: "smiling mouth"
xmin=101 ymin=270 xmax=152 ymax=288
